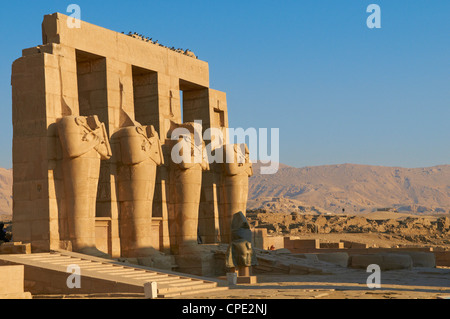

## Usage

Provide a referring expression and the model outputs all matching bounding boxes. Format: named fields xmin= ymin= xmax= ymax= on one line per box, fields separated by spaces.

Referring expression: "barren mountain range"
xmin=249 ymin=163 xmax=450 ymax=215
xmin=0 ymin=164 xmax=449 ymax=218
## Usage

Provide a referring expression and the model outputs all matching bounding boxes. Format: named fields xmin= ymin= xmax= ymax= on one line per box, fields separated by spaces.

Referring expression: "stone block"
xmin=274 ymin=248 xmax=292 ymax=255
xmin=0 ymin=265 xmax=29 ymax=298
xmin=283 ymin=237 xmax=295 ymax=249
xmin=392 ymin=252 xmax=436 ymax=268
xmin=0 ymin=242 xmax=31 ymax=255
xmin=293 ymin=239 xmax=320 ymax=249
xmin=434 ymin=251 xmax=450 ymax=267
xmin=289 ymin=264 xmax=319 ymax=275
xmin=349 ymin=255 xmax=383 ymax=269
xmin=381 ymin=254 xmax=413 ymax=270
xmin=11 ymin=221 xmax=32 ymax=242
xmin=175 ymin=251 xmax=216 ymax=277
xmin=341 ymin=240 xmax=369 ymax=249
xmin=315 ymin=252 xmax=349 ymax=267
xmin=144 ymin=281 xmax=158 ymax=299
xmin=236 ymin=276 xmax=257 ymax=284
xmin=0 ymin=292 xmax=32 ymax=299
xmin=320 ymin=242 xmax=344 ymax=249
xmin=263 ymin=236 xmax=284 ymax=251
xmin=293 ymin=253 xmax=320 ymax=262
xmin=350 ymin=253 xmax=413 ymax=271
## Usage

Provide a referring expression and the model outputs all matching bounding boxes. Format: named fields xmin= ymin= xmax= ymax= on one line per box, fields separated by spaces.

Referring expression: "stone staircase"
xmin=0 ymin=250 xmax=228 ymax=298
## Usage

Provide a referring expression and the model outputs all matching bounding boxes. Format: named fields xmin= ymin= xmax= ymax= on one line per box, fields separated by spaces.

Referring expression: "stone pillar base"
xmin=175 ymin=249 xmax=216 ymax=277
xmin=0 ymin=292 xmax=32 ymax=299
xmin=236 ymin=276 xmax=258 ymax=284
xmin=225 ymin=267 xmax=258 ymax=285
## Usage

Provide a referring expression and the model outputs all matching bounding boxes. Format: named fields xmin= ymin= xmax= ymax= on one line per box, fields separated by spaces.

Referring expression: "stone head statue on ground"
xmin=226 ymin=211 xmax=258 ymax=269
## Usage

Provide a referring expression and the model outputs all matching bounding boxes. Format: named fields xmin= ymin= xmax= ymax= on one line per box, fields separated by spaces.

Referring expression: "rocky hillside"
xmin=249 ymin=163 xmax=450 ymax=215
xmin=0 ymin=163 xmax=449 ymax=218
xmin=246 ymin=211 xmax=450 ymax=247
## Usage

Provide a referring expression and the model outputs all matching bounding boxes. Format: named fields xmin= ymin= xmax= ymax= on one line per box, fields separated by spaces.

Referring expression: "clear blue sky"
xmin=0 ymin=0 xmax=448 ymax=169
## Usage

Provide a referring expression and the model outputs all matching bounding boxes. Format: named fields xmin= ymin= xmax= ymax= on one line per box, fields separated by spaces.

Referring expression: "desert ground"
xmin=24 ymin=210 xmax=450 ymax=300
xmin=2 ymin=204 xmax=450 ymax=300
xmin=31 ymin=268 xmax=450 ymax=299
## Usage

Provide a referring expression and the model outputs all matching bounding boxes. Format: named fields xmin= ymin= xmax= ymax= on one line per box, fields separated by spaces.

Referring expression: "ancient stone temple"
xmin=11 ymin=13 xmax=252 ymax=274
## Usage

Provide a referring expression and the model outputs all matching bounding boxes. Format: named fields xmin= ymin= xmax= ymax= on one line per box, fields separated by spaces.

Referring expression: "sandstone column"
xmin=116 ymin=124 xmax=163 ymax=257
xmin=168 ymin=122 xmax=209 ymax=254
xmin=221 ymin=144 xmax=253 ymax=243
xmin=58 ymin=115 xmax=112 ymax=257
xmin=183 ymin=89 xmax=229 ymax=244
